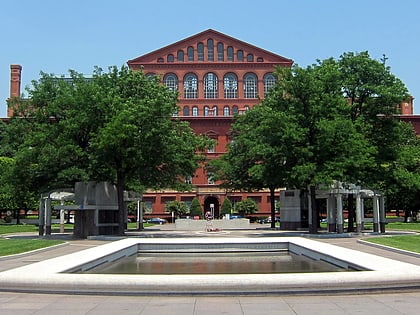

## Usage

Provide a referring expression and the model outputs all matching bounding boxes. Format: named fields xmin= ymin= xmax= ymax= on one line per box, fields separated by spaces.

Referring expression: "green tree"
xmin=220 ymin=198 xmax=233 ymax=217
xmin=11 ymin=66 xmax=211 ymax=235
xmin=165 ymin=200 xmax=189 ymax=218
xmin=234 ymin=198 xmax=258 ymax=215
xmin=189 ymin=197 xmax=202 ymax=218
xmin=208 ymin=104 xmax=302 ymax=228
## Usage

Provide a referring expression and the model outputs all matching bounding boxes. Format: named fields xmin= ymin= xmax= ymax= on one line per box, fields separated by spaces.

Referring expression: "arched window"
xmin=227 ymin=46 xmax=234 ymax=61
xmin=263 ymin=73 xmax=276 ymax=96
xmin=192 ymin=106 xmax=198 ymax=116
xmin=197 ymin=42 xmax=204 ymax=61
xmin=184 ymin=73 xmax=198 ymax=99
xmin=204 ymin=72 xmax=218 ymax=98
xmin=177 ymin=50 xmax=184 ymax=62
xmin=257 ymin=57 xmax=264 ymax=62
xmin=204 ymin=106 xmax=210 ymax=116
xmin=146 ymin=73 xmax=156 ymax=80
xmin=217 ymin=42 xmax=224 ymax=61
xmin=232 ymin=105 xmax=239 ymax=115
xmin=207 ymin=39 xmax=214 ymax=61
xmin=212 ymin=106 xmax=218 ymax=116
xmin=183 ymin=106 xmax=190 ymax=116
xmin=187 ymin=46 xmax=194 ymax=61
xmin=157 ymin=57 xmax=164 ymax=63
xmin=247 ymin=53 xmax=254 ymax=62
xmin=164 ymin=73 xmax=178 ymax=91
xmin=244 ymin=73 xmax=258 ymax=98
xmin=237 ymin=50 xmax=244 ymax=61
xmin=167 ymin=54 xmax=174 ymax=62
xmin=223 ymin=73 xmax=238 ymax=98
xmin=223 ymin=106 xmax=230 ymax=116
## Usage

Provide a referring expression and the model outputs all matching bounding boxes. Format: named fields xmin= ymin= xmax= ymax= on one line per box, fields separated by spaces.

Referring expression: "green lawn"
xmin=364 ymin=235 xmax=420 ymax=253
xmin=0 ymin=238 xmax=64 ymax=256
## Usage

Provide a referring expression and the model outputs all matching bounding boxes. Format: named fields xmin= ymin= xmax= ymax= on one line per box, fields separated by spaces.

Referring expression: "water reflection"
xmin=84 ymin=252 xmax=349 ymax=274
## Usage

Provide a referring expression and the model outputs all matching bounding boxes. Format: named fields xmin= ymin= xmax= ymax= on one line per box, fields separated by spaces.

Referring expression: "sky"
xmin=1 ymin=0 xmax=419 ymax=117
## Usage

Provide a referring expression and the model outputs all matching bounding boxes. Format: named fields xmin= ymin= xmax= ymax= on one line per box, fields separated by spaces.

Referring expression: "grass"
xmin=364 ymin=235 xmax=420 ymax=253
xmin=0 ymin=238 xmax=64 ymax=256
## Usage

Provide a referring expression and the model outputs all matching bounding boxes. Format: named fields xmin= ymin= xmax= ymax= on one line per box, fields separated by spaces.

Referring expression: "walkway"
xmin=1 ymin=225 xmax=419 ymax=315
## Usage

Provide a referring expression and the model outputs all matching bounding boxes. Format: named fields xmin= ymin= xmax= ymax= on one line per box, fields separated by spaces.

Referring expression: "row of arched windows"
xmin=163 ymin=72 xmax=276 ymax=99
xmin=181 ymin=105 xmax=249 ymax=117
xmin=157 ymin=39 xmax=264 ymax=63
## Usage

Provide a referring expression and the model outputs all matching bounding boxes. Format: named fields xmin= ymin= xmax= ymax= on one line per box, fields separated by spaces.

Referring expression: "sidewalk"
xmin=1 ymin=226 xmax=420 ymax=315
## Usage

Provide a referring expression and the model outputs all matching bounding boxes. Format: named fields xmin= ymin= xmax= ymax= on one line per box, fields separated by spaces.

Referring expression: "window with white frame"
xmin=244 ymin=73 xmax=258 ymax=98
xmin=223 ymin=73 xmax=238 ymax=98
xmin=184 ymin=73 xmax=198 ymax=98
xmin=223 ymin=106 xmax=230 ymax=116
xmin=164 ymin=73 xmax=178 ymax=91
xmin=204 ymin=73 xmax=218 ymax=98
xmin=192 ymin=106 xmax=198 ymax=116
xmin=264 ymin=73 xmax=276 ymax=96
xmin=204 ymin=106 xmax=209 ymax=116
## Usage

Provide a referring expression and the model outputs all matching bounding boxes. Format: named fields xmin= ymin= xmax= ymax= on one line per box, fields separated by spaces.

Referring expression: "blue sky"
xmin=1 ymin=0 xmax=419 ymax=117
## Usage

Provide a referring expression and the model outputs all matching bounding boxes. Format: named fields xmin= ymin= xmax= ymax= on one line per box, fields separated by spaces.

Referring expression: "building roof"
xmin=127 ymin=29 xmax=293 ymax=66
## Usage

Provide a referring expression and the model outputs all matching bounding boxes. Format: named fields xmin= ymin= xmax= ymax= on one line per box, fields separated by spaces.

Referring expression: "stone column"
xmin=355 ymin=193 xmax=362 ymax=234
xmin=373 ymin=195 xmax=379 ymax=232
xmin=327 ymin=194 xmax=336 ymax=232
xmin=45 ymin=197 xmax=52 ymax=235
xmin=38 ymin=198 xmax=45 ymax=236
xmin=379 ymin=196 xmax=386 ymax=233
xmin=336 ymin=194 xmax=344 ymax=234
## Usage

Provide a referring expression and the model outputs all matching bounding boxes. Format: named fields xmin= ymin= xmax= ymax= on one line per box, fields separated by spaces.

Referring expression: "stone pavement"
xmin=1 ymin=225 xmax=420 ymax=315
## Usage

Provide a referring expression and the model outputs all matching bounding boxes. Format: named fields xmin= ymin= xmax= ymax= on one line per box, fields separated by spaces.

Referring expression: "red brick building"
xmin=127 ymin=29 xmax=293 ymax=218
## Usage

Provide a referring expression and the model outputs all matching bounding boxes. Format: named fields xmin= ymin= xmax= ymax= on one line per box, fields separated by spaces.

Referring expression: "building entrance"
xmin=204 ymin=196 xmax=220 ymax=219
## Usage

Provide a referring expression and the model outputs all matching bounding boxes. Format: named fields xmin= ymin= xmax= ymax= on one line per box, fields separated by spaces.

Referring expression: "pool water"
xmin=83 ymin=251 xmax=350 ymax=274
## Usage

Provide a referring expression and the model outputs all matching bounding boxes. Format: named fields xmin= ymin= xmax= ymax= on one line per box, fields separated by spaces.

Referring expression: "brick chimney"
xmin=8 ymin=64 xmax=22 ymax=117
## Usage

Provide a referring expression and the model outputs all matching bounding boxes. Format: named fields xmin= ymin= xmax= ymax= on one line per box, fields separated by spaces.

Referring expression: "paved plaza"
xmin=1 ymin=224 xmax=420 ymax=314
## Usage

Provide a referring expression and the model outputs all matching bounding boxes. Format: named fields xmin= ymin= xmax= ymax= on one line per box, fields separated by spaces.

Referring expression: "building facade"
xmin=127 ymin=29 xmax=293 ymax=219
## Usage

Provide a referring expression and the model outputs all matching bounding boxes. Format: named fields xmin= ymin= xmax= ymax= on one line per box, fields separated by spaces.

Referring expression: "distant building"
xmin=127 ymin=29 xmax=293 ymax=218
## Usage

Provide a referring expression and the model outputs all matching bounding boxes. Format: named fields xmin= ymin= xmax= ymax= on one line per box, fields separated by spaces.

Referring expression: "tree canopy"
xmin=7 ymin=65 xmax=211 ymax=234
xmin=210 ymin=51 xmax=417 ymax=232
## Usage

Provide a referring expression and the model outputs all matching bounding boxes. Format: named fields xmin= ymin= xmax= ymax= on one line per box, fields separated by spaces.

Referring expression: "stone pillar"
xmin=38 ymin=198 xmax=45 ymax=236
xmin=45 ymin=197 xmax=52 ymax=235
xmin=379 ymin=196 xmax=386 ymax=233
xmin=355 ymin=193 xmax=362 ymax=234
xmin=327 ymin=194 xmax=336 ymax=232
xmin=373 ymin=195 xmax=379 ymax=232
xmin=336 ymin=194 xmax=344 ymax=234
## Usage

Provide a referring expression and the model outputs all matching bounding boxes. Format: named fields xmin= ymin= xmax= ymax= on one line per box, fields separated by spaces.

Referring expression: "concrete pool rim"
xmin=1 ymin=236 xmax=420 ymax=295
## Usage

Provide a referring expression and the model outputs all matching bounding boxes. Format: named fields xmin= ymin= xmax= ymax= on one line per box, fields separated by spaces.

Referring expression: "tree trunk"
xmin=309 ymin=185 xmax=318 ymax=234
xmin=269 ymin=187 xmax=276 ymax=229
xmin=116 ymin=170 xmax=126 ymax=236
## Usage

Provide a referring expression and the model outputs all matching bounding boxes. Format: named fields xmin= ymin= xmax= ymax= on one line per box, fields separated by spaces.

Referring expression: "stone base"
xmin=175 ymin=219 xmax=250 ymax=230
